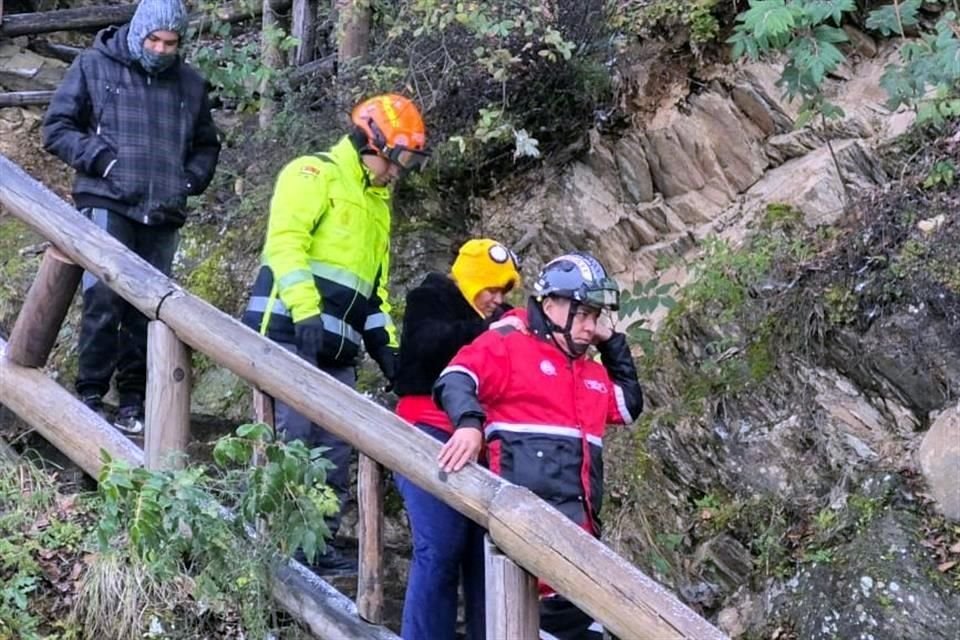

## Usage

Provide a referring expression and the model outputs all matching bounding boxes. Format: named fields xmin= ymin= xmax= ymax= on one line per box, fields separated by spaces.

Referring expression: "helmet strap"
xmin=534 ymin=297 xmax=588 ymax=358
xmin=349 ymin=126 xmax=375 ymax=154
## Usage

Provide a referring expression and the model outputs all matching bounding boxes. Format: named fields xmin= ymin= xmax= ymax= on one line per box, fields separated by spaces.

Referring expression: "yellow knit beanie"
xmin=451 ymin=239 xmax=521 ymax=314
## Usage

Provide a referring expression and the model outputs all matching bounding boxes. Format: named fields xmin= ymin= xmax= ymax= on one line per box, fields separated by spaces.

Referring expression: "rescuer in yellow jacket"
xmin=242 ymin=94 xmax=429 ymax=574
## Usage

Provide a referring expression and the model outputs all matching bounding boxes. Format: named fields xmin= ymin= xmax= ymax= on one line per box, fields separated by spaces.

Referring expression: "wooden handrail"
xmin=0 ymin=153 xmax=727 ymax=640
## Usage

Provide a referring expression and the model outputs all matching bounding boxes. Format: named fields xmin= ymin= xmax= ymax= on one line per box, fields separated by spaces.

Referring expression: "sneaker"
xmin=81 ymin=394 xmax=110 ymax=421
xmin=294 ymin=545 xmax=358 ymax=577
xmin=113 ymin=405 xmax=144 ymax=434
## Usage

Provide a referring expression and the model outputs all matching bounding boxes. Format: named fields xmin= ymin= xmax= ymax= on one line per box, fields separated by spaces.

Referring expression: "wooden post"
xmin=6 ymin=247 xmax=81 ymax=368
xmin=292 ymin=0 xmax=317 ymax=65
xmin=252 ymin=388 xmax=276 ymax=433
xmin=144 ymin=321 xmax=191 ymax=470
xmin=356 ymin=454 xmax=384 ymax=622
xmin=259 ymin=0 xmax=282 ymax=129
xmin=485 ymin=535 xmax=539 ymax=640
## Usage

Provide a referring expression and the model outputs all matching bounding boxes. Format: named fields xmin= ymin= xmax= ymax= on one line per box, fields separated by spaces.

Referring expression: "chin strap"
xmin=534 ymin=298 xmax=589 ymax=358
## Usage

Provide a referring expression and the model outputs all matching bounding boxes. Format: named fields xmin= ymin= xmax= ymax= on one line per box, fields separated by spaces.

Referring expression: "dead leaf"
xmin=937 ymin=560 xmax=957 ymax=573
xmin=950 ymin=542 xmax=960 ymax=555
xmin=69 ymin=561 xmax=84 ymax=581
xmin=28 ymin=515 xmax=50 ymax=534
xmin=56 ymin=493 xmax=78 ymax=514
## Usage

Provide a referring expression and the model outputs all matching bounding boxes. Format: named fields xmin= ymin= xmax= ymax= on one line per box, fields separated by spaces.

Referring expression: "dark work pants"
xmin=540 ymin=595 xmax=604 ymax=639
xmin=395 ymin=423 xmax=485 ymax=640
xmin=274 ymin=342 xmax=356 ymax=537
xmin=76 ymin=208 xmax=179 ymax=407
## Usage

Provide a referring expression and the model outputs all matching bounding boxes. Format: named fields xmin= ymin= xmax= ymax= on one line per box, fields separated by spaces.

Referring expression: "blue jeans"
xmin=395 ymin=424 xmax=485 ymax=640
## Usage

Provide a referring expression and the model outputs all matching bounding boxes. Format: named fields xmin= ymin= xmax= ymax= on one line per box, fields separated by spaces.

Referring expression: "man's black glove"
xmin=373 ymin=347 xmax=399 ymax=388
xmin=294 ymin=315 xmax=326 ymax=365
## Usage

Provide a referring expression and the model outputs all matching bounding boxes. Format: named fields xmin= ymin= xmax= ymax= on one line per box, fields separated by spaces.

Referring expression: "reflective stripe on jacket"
xmin=241 ymin=136 xmax=397 ymax=363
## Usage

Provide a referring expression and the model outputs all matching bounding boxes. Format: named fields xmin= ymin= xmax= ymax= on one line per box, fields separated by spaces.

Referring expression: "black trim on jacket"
xmin=597 ymin=332 xmax=644 ymax=420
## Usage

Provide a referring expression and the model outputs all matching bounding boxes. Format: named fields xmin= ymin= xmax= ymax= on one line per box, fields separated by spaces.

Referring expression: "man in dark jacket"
xmin=42 ymin=0 xmax=220 ymax=433
xmin=393 ymin=238 xmax=521 ymax=640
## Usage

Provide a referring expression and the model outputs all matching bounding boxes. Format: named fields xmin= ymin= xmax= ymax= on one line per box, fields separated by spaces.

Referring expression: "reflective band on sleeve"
xmin=309 ymin=261 xmax=374 ymax=298
xmin=248 ymin=295 xmax=290 ymax=316
xmin=246 ymin=296 xmax=361 ymax=345
xmin=276 ymin=269 xmax=313 ymax=290
xmin=364 ymin=312 xmax=388 ymax=330
xmin=614 ymin=384 xmax=634 ymax=423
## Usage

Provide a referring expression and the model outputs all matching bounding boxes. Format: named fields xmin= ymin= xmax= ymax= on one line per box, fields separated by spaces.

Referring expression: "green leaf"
xmin=741 ymin=0 xmax=796 ymax=40
xmin=236 ymin=422 xmax=274 ymax=442
xmin=866 ymin=0 xmax=922 ymax=36
xmin=804 ymin=0 xmax=856 ymax=25
xmin=812 ymin=25 xmax=849 ymax=44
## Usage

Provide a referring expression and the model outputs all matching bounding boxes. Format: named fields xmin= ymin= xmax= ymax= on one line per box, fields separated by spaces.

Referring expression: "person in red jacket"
xmin=433 ymin=252 xmax=643 ymax=640
xmin=393 ymin=238 xmax=522 ymax=640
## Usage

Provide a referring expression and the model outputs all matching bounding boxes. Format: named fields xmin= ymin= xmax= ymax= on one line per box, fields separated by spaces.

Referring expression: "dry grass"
xmin=70 ymin=552 xmax=191 ymax=640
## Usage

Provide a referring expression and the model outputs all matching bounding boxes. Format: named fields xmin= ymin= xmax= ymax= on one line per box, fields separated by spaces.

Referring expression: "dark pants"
xmin=275 ymin=342 xmax=356 ymax=536
xmin=76 ymin=208 xmax=179 ymax=407
xmin=395 ymin=424 xmax=485 ymax=640
xmin=540 ymin=595 xmax=604 ymax=639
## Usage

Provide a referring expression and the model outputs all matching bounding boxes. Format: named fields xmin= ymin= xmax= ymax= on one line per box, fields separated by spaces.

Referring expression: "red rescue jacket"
xmin=438 ymin=311 xmax=640 ymax=536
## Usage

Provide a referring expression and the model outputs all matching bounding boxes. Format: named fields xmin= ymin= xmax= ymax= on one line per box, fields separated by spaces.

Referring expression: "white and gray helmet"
xmin=532 ymin=252 xmax=619 ymax=311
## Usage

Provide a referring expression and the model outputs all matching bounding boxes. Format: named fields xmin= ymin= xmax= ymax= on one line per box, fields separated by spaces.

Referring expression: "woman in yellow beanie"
xmin=392 ymin=238 xmax=521 ymax=640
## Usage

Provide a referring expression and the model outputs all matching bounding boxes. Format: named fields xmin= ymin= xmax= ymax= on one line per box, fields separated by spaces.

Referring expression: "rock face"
xmin=773 ymin=511 xmax=960 ymax=640
xmin=918 ymin=405 xmax=960 ymax=521
xmin=476 ymin=36 xmax=957 ymax=640
xmin=481 ymin=45 xmax=909 ymax=285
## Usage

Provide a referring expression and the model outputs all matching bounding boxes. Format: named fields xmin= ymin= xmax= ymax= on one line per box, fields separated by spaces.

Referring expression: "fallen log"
xmin=289 ymin=54 xmax=336 ymax=88
xmin=0 ymin=4 xmax=135 ymax=37
xmin=28 ymin=38 xmax=83 ymax=63
xmin=0 ymin=0 xmax=292 ymax=37
xmin=0 ymin=90 xmax=54 ymax=107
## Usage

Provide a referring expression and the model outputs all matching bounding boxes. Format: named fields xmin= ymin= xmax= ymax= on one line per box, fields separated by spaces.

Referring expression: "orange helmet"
xmin=351 ymin=94 xmax=429 ymax=173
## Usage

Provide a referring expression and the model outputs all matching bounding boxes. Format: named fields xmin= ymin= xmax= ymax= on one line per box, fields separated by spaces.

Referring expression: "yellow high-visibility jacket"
xmin=241 ymin=136 xmax=397 ymax=364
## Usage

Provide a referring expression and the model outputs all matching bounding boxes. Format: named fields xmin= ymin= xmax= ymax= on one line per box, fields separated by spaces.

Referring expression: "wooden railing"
xmin=0 ymin=153 xmax=727 ymax=640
